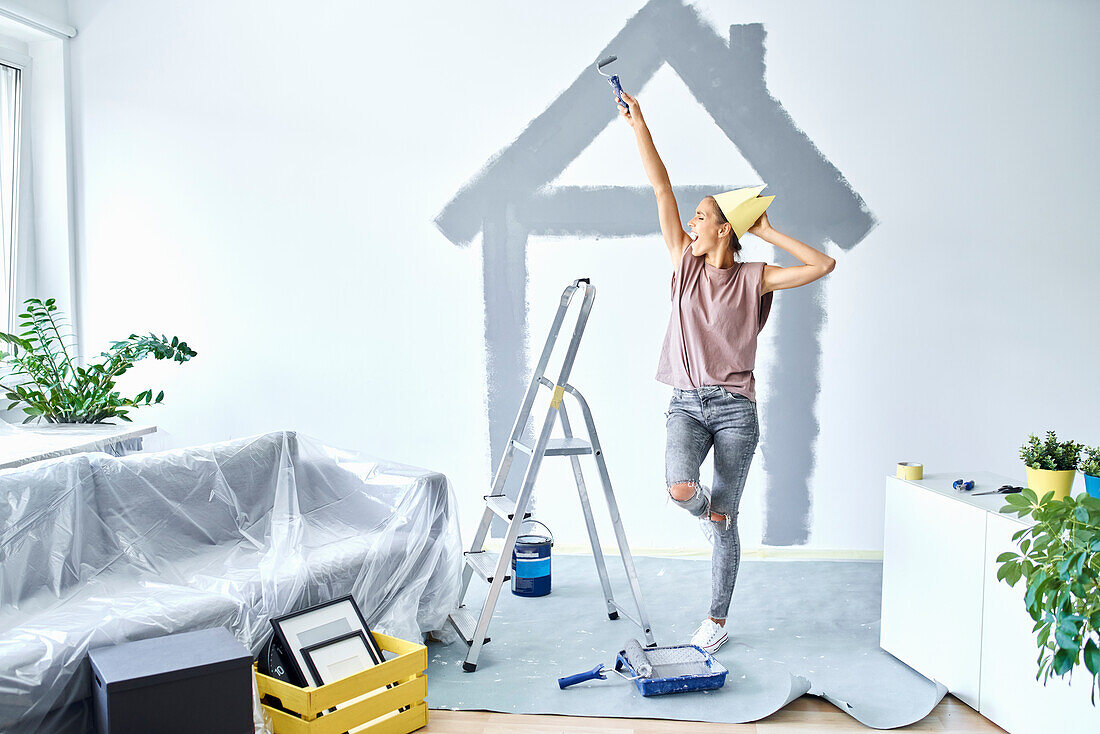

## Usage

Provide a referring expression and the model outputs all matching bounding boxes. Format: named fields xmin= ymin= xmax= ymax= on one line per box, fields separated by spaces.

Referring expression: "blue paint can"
xmin=511 ymin=520 xmax=554 ymax=597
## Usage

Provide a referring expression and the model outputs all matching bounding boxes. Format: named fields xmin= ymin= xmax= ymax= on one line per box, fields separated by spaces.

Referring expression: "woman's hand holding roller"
xmin=616 ymin=90 xmax=644 ymax=128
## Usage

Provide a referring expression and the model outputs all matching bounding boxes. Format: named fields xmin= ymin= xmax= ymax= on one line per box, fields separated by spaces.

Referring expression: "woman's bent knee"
xmin=669 ymin=480 xmax=698 ymax=502
xmin=666 ymin=479 xmax=708 ymax=517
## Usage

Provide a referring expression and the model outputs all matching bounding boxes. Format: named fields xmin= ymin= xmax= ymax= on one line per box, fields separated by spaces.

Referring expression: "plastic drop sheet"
xmin=0 ymin=430 xmax=462 ymax=734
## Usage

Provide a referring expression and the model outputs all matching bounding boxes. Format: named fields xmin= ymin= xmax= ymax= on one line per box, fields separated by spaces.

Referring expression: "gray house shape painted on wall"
xmin=435 ymin=0 xmax=875 ymax=544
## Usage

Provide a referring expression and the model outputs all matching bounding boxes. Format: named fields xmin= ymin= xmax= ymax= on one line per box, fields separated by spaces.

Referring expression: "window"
xmin=0 ymin=12 xmax=78 ymax=359
xmin=0 ymin=60 xmax=19 ymax=332
xmin=0 ymin=14 xmax=79 ymax=426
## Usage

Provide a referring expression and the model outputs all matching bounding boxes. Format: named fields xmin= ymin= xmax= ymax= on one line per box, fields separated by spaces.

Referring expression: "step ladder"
xmin=448 ymin=278 xmax=656 ymax=672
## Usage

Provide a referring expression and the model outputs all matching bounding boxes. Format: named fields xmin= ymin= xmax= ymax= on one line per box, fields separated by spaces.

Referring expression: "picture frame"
xmin=303 ymin=630 xmax=409 ymax=716
xmin=302 ymin=630 xmax=380 ymax=688
xmin=270 ymin=595 xmax=383 ymax=688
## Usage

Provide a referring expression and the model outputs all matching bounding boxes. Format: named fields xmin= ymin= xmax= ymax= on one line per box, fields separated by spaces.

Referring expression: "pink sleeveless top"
xmin=655 ymin=245 xmax=774 ymax=402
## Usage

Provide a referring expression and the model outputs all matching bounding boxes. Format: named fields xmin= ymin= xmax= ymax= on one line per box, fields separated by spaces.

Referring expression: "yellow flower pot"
xmin=1024 ymin=466 xmax=1077 ymax=501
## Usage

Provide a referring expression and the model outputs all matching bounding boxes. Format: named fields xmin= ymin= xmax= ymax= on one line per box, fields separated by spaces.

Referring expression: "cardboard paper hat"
xmin=712 ymin=185 xmax=775 ymax=239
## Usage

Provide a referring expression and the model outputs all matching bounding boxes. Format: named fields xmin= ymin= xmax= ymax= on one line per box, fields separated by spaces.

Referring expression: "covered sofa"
xmin=0 ymin=430 xmax=462 ymax=733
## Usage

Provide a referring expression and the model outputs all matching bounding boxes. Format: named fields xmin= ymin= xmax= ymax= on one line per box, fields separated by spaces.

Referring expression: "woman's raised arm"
xmin=617 ymin=91 xmax=692 ymax=267
xmin=750 ymin=210 xmax=837 ymax=294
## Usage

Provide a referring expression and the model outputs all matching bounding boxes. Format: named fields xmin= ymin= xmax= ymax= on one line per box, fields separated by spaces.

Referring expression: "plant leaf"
xmin=1053 ymin=648 xmax=1076 ymax=676
xmin=1085 ymin=639 xmax=1100 ymax=676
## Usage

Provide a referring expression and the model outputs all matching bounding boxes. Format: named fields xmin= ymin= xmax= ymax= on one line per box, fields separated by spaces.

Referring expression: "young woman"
xmin=615 ymin=90 xmax=836 ymax=654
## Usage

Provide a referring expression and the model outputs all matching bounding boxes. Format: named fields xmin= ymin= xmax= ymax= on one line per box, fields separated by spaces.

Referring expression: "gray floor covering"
xmin=425 ymin=555 xmax=947 ymax=729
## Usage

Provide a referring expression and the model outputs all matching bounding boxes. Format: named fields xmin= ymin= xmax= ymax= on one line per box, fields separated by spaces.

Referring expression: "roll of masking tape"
xmin=897 ymin=462 xmax=923 ymax=480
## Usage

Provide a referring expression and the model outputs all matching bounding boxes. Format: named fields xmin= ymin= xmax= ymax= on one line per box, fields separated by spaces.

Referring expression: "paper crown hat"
xmin=712 ymin=185 xmax=775 ymax=240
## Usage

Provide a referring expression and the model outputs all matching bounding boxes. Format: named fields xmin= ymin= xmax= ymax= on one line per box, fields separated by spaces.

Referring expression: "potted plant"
xmin=996 ymin=488 xmax=1100 ymax=703
xmin=1020 ymin=431 xmax=1083 ymax=501
xmin=1083 ymin=447 xmax=1100 ymax=500
xmin=0 ymin=297 xmax=196 ymax=424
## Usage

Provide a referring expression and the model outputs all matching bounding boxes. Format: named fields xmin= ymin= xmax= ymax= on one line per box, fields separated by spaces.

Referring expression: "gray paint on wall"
xmin=480 ymin=206 xmax=534 ymax=534
xmin=436 ymin=0 xmax=875 ymax=544
xmin=519 ymin=186 xmax=720 ymax=236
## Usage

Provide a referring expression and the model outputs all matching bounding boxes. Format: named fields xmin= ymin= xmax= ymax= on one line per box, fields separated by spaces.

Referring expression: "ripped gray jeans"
xmin=664 ymin=385 xmax=759 ymax=620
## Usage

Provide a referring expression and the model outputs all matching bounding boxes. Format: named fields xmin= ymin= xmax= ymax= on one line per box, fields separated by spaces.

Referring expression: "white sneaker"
xmin=690 ymin=618 xmax=728 ymax=654
xmin=699 ymin=514 xmax=716 ymax=545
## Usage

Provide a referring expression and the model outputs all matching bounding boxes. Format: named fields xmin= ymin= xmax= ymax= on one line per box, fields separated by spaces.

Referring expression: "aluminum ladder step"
xmin=511 ymin=437 xmax=593 ymax=456
xmin=464 ymin=550 xmax=510 ymax=583
xmin=448 ymin=606 xmax=490 ymax=646
xmin=485 ymin=494 xmax=530 ymax=521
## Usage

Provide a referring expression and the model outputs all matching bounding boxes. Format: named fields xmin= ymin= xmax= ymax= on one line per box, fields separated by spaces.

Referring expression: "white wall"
xmin=58 ymin=0 xmax=1100 ymax=555
xmin=6 ymin=0 xmax=67 ymax=23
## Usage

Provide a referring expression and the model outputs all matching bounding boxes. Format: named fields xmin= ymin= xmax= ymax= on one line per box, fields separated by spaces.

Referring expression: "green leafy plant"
xmin=0 ymin=297 xmax=196 ymax=424
xmin=1081 ymin=447 xmax=1100 ymax=478
xmin=996 ymin=488 xmax=1100 ymax=703
xmin=1020 ymin=430 xmax=1084 ymax=471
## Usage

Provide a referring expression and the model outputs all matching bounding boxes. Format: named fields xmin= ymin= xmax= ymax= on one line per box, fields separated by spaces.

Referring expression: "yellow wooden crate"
xmin=254 ymin=632 xmax=428 ymax=734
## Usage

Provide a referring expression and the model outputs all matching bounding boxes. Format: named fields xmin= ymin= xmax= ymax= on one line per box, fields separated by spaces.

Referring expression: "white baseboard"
xmin=482 ymin=540 xmax=882 ymax=561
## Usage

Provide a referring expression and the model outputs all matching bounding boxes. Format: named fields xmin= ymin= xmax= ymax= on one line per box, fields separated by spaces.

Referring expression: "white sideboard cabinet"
xmin=881 ymin=472 xmax=1100 ymax=734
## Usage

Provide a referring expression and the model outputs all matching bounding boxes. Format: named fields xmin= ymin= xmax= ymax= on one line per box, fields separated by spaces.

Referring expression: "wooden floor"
xmin=423 ymin=694 xmax=1008 ymax=733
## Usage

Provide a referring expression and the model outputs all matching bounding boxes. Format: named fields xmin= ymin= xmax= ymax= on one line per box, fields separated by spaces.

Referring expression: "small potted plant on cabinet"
xmin=1082 ymin=447 xmax=1100 ymax=500
xmin=1020 ymin=431 xmax=1083 ymax=502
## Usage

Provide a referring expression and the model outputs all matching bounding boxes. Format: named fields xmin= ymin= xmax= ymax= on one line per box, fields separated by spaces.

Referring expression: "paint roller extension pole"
xmin=558 ymin=664 xmax=608 ymax=689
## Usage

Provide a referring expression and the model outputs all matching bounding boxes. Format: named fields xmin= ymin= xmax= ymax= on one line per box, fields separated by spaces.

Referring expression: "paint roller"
xmin=558 ymin=639 xmax=651 ymax=689
xmin=595 ymin=55 xmax=628 ymax=111
xmin=622 ymin=639 xmax=653 ymax=677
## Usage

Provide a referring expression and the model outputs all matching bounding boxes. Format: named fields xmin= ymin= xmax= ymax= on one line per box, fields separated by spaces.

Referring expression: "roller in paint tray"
xmin=558 ymin=639 xmax=728 ymax=696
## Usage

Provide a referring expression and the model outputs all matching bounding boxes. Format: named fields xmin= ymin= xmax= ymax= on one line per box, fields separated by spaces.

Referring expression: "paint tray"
xmin=614 ymin=644 xmax=728 ymax=696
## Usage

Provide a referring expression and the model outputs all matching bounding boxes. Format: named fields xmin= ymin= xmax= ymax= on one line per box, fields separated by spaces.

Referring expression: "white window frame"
xmin=0 ymin=8 xmax=76 ymax=426
xmin=0 ymin=42 xmax=31 ymax=335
